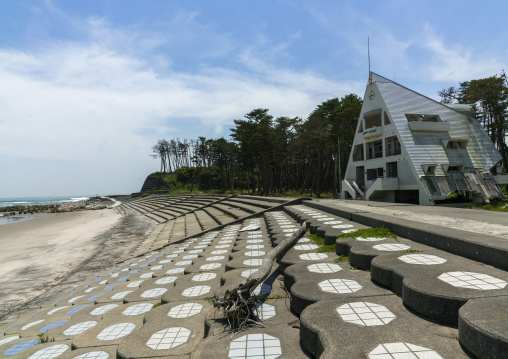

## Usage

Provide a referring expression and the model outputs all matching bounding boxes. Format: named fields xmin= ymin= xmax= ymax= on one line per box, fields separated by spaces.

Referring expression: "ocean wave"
xmin=12 ymin=201 xmax=29 ymax=204
xmin=70 ymin=197 xmax=89 ymax=202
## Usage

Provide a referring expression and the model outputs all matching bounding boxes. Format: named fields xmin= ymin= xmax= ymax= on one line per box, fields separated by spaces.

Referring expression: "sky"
xmin=1 ymin=0 xmax=507 ymax=197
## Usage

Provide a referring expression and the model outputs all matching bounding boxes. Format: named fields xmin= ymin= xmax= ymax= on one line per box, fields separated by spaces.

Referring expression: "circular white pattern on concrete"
xmin=356 ymin=237 xmax=384 ymax=242
xmin=168 ymin=303 xmax=203 ymax=318
xmin=247 ymin=239 xmax=264 ymax=244
xmin=166 ymin=254 xmax=178 ymax=258
xmin=200 ymin=263 xmax=221 ymax=270
xmin=399 ymin=254 xmax=447 ymax=265
xmin=279 ymin=225 xmax=296 ymax=229
xmin=182 ymin=285 xmax=211 ymax=297
xmin=246 ymin=245 xmax=265 ymax=250
xmin=282 ymin=229 xmax=298 ymax=233
xmin=73 ymin=351 xmax=110 ymax=359
xmin=189 ymin=249 xmax=204 ymax=254
xmin=110 ymin=291 xmax=132 ymax=300
xmin=122 ymin=303 xmax=153 ymax=316
xmin=27 ymin=344 xmax=69 ymax=359
xmin=182 ymin=255 xmax=198 ymax=260
xmin=311 ymin=215 xmax=327 ymax=218
xmin=215 ymin=245 xmax=231 ymax=249
xmin=243 ymin=259 xmax=263 ymax=266
xmin=252 ymin=284 xmax=271 ymax=296
xmin=342 ymin=229 xmax=356 ymax=233
xmin=247 ymin=235 xmax=263 ymax=239
xmin=323 ymin=221 xmax=343 ymax=225
xmin=85 ymin=287 xmax=97 ymax=293
xmin=166 ymin=268 xmax=185 ymax=275
xmin=294 ymin=244 xmax=319 ymax=251
xmin=47 ymin=306 xmax=69 ymax=315
xmin=63 ymin=321 xmax=98 ymax=335
xmin=211 ymin=250 xmax=228 ymax=255
xmin=155 ymin=276 xmax=177 ymax=285
xmin=438 ymin=271 xmax=507 ymax=290
xmin=97 ymin=323 xmax=135 ymax=340
xmin=192 ymin=273 xmax=217 ymax=281
xmin=297 ymin=238 xmax=311 ymax=243
xmin=90 ymin=304 xmax=118 ymax=316
xmin=368 ymin=342 xmax=443 ymax=358
xmin=241 ymin=269 xmax=257 ymax=277
xmin=307 ymin=263 xmax=342 ymax=273
xmin=373 ymin=244 xmax=410 ymax=251
xmin=337 ymin=302 xmax=395 ymax=326
xmin=141 ymin=288 xmax=167 ymax=298
xmin=319 ymin=279 xmax=362 ymax=294
xmin=332 ymin=224 xmax=354 ymax=229
xmin=68 ymin=296 xmax=84 ymax=303
xmin=219 ymin=240 xmax=233 ymax=244
xmin=299 ymin=253 xmax=328 ymax=260
xmin=174 ymin=260 xmax=193 ymax=266
xmin=150 ymin=265 xmax=163 ymax=270
xmin=228 ymin=333 xmax=282 ymax=359
xmin=245 ymin=251 xmax=266 ymax=257
xmin=21 ymin=320 xmax=44 ymax=330
xmin=0 ymin=336 xmax=19 ymax=346
xmin=317 ymin=217 xmax=335 ymax=221
xmin=146 ymin=327 xmax=191 ymax=350
xmin=206 ymin=256 xmax=225 ymax=261
xmin=252 ymin=303 xmax=276 ymax=320
xmin=140 ymin=272 xmax=154 ymax=278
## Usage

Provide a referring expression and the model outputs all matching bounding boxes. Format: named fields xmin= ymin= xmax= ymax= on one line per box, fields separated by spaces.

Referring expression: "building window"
xmin=385 ymin=136 xmax=401 ymax=156
xmin=386 ymin=162 xmax=398 ymax=178
xmin=422 ymin=164 xmax=437 ymax=175
xmin=364 ymin=113 xmax=382 ymax=129
xmin=367 ymin=140 xmax=383 ymax=160
xmin=444 ymin=139 xmax=468 ymax=150
xmin=352 ymin=144 xmax=364 ymax=162
xmin=405 ymin=114 xmax=441 ymax=122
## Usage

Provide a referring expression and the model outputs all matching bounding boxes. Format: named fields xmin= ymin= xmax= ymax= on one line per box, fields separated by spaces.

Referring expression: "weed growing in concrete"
xmin=223 ymin=212 xmax=233 ymax=218
xmin=397 ymin=249 xmax=423 ymax=253
xmin=152 ymin=303 xmax=162 ymax=309
xmin=317 ymin=244 xmax=336 ymax=253
xmin=309 ymin=234 xmax=325 ymax=245
xmin=37 ymin=331 xmax=53 ymax=344
xmin=338 ymin=226 xmax=397 ymax=241
xmin=334 ymin=255 xmax=350 ymax=263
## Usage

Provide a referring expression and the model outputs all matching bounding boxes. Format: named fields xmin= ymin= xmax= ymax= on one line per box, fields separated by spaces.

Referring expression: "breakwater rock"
xmin=0 ymin=198 xmax=114 ymax=215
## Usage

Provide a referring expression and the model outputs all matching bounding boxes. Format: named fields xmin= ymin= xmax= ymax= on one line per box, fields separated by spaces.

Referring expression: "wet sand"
xmin=0 ymin=209 xmax=122 ymax=319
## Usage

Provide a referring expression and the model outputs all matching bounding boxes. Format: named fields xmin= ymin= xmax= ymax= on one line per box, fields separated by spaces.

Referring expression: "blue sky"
xmin=1 ymin=0 xmax=507 ymax=197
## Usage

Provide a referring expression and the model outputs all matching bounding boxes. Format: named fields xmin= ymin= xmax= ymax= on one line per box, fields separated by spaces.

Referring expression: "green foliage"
xmin=308 ymin=234 xmax=325 ymax=245
xmin=203 ymin=296 xmax=215 ymax=303
xmin=397 ymin=249 xmax=423 ymax=253
xmin=222 ymin=212 xmax=233 ymax=218
xmin=38 ymin=331 xmax=53 ymax=344
xmin=152 ymin=303 xmax=162 ymax=309
xmin=466 ymin=198 xmax=508 ymax=211
xmin=338 ymin=226 xmax=397 ymax=240
xmin=317 ymin=244 xmax=336 ymax=253
xmin=334 ymin=255 xmax=350 ymax=263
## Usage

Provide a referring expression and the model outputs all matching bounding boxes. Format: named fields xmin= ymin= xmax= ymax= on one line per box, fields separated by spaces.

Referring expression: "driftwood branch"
xmin=213 ymin=221 xmax=307 ymax=335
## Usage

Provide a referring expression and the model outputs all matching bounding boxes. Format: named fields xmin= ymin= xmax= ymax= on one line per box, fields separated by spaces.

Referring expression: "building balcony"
xmin=363 ymin=126 xmax=383 ymax=139
xmin=408 ymin=121 xmax=450 ymax=133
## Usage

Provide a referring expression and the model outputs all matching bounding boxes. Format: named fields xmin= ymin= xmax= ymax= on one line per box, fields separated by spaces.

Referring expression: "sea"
xmin=0 ymin=196 xmax=91 ymax=225
xmin=0 ymin=196 xmax=91 ymax=208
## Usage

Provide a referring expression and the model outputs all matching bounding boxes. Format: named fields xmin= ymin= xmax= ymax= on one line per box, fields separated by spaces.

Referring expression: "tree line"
xmin=152 ymin=94 xmax=362 ymax=196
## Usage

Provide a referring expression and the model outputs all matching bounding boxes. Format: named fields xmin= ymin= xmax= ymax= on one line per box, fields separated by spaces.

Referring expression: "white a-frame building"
xmin=341 ymin=72 xmax=508 ymax=205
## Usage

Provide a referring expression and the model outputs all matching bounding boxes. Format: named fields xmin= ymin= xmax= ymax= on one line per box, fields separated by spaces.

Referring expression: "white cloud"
xmin=421 ymin=25 xmax=503 ymax=82
xmin=0 ymin=12 xmax=361 ymax=196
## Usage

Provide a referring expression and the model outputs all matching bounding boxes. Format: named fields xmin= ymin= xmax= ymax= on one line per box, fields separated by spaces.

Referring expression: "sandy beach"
xmin=0 ymin=209 xmax=123 ymax=320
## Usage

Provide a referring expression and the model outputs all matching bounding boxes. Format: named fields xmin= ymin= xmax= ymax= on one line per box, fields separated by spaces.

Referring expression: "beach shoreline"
xmin=0 ymin=207 xmax=151 ymax=322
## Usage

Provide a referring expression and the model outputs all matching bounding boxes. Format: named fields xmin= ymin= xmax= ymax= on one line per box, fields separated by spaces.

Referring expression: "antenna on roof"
xmin=368 ymin=37 xmax=372 ymax=84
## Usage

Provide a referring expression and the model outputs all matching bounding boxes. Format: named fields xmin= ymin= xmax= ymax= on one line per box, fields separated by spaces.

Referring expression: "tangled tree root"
xmin=211 ymin=221 xmax=307 ymax=337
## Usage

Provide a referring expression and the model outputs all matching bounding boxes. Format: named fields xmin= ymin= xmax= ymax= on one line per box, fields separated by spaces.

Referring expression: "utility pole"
xmin=231 ymin=157 xmax=236 ymax=195
xmin=338 ymin=136 xmax=341 ymax=197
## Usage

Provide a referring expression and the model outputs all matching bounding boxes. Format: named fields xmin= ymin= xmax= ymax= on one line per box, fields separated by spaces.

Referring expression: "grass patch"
xmin=203 ymin=296 xmax=215 ymax=303
xmin=334 ymin=255 xmax=350 ymax=263
xmin=152 ymin=303 xmax=162 ymax=309
xmin=222 ymin=212 xmax=233 ymax=218
xmin=338 ymin=226 xmax=397 ymax=241
xmin=317 ymin=244 xmax=336 ymax=253
xmin=397 ymin=249 xmax=423 ymax=253
xmin=309 ymin=234 xmax=325 ymax=245
xmin=465 ymin=198 xmax=508 ymax=212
